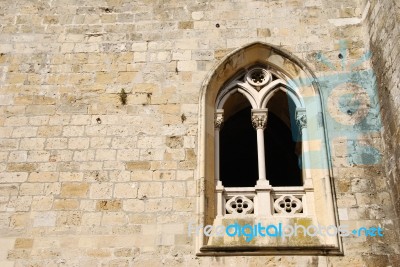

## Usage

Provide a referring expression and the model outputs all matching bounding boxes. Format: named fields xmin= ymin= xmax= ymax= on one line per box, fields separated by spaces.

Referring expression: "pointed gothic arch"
xmin=196 ymin=42 xmax=342 ymax=255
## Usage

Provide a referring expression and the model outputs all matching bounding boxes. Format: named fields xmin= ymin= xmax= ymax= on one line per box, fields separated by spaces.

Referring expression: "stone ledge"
xmin=197 ymin=245 xmax=343 ymax=256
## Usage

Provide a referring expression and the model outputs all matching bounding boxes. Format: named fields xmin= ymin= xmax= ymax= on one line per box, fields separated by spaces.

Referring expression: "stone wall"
xmin=0 ymin=0 xmax=399 ymax=266
xmin=366 ymin=0 xmax=400 ymax=243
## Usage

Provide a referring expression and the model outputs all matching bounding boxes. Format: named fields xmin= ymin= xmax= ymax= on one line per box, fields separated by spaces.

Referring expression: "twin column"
xmin=251 ymin=109 xmax=269 ymax=184
xmin=214 ymin=108 xmax=309 ymax=217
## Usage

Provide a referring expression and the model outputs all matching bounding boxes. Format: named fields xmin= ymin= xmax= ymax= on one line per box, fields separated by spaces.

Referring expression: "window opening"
xmin=265 ymin=90 xmax=302 ymax=186
xmin=220 ymin=95 xmax=258 ymax=187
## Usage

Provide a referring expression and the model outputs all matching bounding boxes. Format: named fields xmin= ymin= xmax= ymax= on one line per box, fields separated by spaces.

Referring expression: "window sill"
xmin=197 ymin=245 xmax=343 ymax=256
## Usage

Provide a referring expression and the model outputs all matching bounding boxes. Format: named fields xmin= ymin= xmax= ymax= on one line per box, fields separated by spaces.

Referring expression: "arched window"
xmin=218 ymin=71 xmax=304 ymax=188
xmin=196 ymin=42 xmax=342 ymax=255
xmin=213 ymin=66 xmax=311 ymax=218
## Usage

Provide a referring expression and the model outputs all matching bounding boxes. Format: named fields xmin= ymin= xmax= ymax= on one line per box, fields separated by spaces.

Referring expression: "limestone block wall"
xmin=0 ymin=0 xmax=398 ymax=266
xmin=366 ymin=0 xmax=400 ymax=241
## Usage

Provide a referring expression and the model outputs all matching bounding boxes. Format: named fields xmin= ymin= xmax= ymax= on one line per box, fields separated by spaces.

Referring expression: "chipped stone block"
xmin=56 ymin=211 xmax=82 ymax=226
xmin=96 ymin=200 xmax=122 ymax=211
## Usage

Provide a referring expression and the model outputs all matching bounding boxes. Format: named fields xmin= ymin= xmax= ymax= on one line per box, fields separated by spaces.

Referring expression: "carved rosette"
xmin=251 ymin=111 xmax=268 ymax=130
xmin=245 ymin=67 xmax=271 ymax=89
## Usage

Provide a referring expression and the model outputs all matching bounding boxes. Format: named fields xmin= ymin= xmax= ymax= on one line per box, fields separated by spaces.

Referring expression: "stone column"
xmin=296 ymin=108 xmax=314 ymax=216
xmin=214 ymin=109 xmax=224 ymax=217
xmin=251 ymin=109 xmax=272 ymax=216
xmin=251 ymin=109 xmax=269 ymax=183
xmin=295 ymin=108 xmax=312 ymax=186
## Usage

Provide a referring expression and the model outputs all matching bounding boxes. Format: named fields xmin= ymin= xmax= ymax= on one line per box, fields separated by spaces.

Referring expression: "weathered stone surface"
xmin=366 ymin=0 xmax=400 ymax=250
xmin=14 ymin=238 xmax=33 ymax=249
xmin=95 ymin=200 xmax=122 ymax=211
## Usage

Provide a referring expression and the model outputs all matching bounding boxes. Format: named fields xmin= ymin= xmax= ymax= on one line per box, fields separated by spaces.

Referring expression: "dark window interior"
xmin=265 ymin=112 xmax=302 ymax=186
xmin=220 ymin=107 xmax=258 ymax=187
xmin=220 ymin=91 xmax=302 ymax=187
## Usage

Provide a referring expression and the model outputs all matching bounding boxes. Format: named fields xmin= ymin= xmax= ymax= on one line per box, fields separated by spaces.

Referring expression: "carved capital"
xmin=251 ymin=109 xmax=268 ymax=130
xmin=252 ymin=114 xmax=267 ymax=129
xmin=295 ymin=108 xmax=307 ymax=133
xmin=215 ymin=109 xmax=224 ymax=129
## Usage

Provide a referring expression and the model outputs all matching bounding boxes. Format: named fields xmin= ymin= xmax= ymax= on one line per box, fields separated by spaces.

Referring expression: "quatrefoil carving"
xmin=226 ymin=195 xmax=254 ymax=215
xmin=274 ymin=195 xmax=303 ymax=214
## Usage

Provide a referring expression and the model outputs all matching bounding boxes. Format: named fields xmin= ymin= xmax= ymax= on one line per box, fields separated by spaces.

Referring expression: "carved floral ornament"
xmin=226 ymin=195 xmax=254 ymax=215
xmin=295 ymin=108 xmax=307 ymax=133
xmin=251 ymin=111 xmax=268 ymax=129
xmin=273 ymin=194 xmax=303 ymax=214
xmin=296 ymin=114 xmax=307 ymax=130
xmin=245 ymin=67 xmax=272 ymax=89
xmin=214 ymin=110 xmax=224 ymax=129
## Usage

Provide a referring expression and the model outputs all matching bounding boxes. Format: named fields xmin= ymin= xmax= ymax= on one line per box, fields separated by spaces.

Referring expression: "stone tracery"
xmin=214 ymin=66 xmax=310 ymax=217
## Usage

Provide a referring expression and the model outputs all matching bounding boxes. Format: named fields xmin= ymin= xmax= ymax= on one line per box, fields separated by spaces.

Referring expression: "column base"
xmin=255 ymin=179 xmax=271 ymax=189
